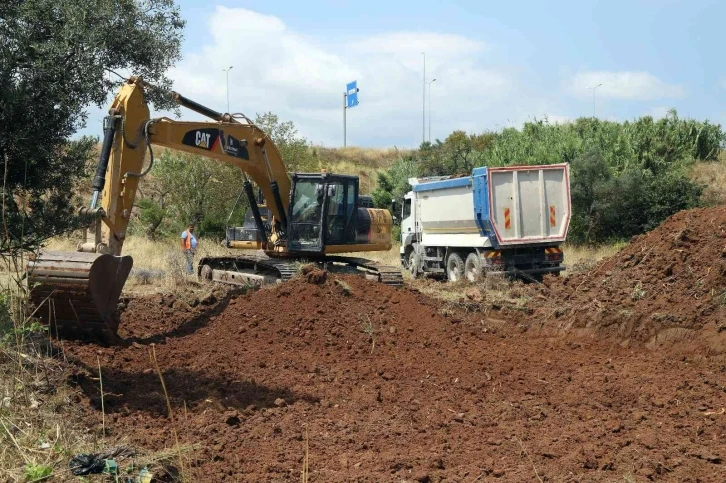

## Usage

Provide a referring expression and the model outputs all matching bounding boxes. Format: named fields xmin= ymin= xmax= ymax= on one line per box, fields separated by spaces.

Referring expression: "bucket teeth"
xmin=27 ymin=251 xmax=132 ymax=342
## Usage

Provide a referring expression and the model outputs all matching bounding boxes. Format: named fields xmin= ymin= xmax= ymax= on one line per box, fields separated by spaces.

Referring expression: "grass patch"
xmin=691 ymin=158 xmax=726 ymax=206
xmin=562 ymin=242 xmax=622 ymax=274
xmin=334 ymin=279 xmax=353 ymax=296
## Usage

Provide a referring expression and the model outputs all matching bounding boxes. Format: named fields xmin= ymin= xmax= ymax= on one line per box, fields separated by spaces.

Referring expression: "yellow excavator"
xmin=27 ymin=76 xmax=400 ymax=341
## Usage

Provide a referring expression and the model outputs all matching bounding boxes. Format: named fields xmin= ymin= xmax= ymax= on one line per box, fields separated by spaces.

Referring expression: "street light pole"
xmin=427 ymin=78 xmax=436 ymax=142
xmin=422 ymin=52 xmax=426 ymax=145
xmin=223 ymin=65 xmax=234 ymax=113
xmin=589 ymin=83 xmax=602 ymax=118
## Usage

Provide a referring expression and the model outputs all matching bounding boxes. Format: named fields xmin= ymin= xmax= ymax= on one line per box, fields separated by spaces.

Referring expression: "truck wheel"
xmin=464 ymin=253 xmax=482 ymax=282
xmin=446 ymin=252 xmax=465 ymax=282
xmin=408 ymin=251 xmax=421 ymax=279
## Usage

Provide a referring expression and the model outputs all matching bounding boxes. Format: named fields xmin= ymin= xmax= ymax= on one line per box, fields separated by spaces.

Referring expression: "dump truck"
xmin=398 ymin=164 xmax=571 ymax=282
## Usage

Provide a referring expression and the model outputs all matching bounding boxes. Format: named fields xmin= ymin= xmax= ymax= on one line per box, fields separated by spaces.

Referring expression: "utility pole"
xmin=223 ymin=65 xmax=233 ymax=113
xmin=343 ymin=91 xmax=347 ymax=147
xmin=422 ymin=52 xmax=426 ymax=144
xmin=427 ymin=78 xmax=436 ymax=142
xmin=589 ymin=83 xmax=602 ymax=118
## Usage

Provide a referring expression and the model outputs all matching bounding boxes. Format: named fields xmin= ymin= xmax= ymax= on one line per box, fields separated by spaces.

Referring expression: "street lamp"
xmin=588 ymin=83 xmax=602 ymax=118
xmin=422 ymin=52 xmax=426 ymax=144
xmin=427 ymin=78 xmax=436 ymax=142
xmin=223 ymin=65 xmax=234 ymax=113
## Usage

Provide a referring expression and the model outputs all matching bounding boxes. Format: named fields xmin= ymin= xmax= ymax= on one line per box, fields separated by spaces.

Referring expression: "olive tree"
xmin=0 ymin=0 xmax=185 ymax=256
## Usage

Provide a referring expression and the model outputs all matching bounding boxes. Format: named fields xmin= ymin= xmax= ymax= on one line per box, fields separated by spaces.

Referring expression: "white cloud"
xmin=570 ymin=71 xmax=685 ymax=101
xmin=352 ymin=32 xmax=486 ymax=57
xmin=156 ymin=7 xmax=511 ymax=147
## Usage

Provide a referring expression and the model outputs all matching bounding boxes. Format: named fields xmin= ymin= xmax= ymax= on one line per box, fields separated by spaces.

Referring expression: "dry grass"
xmin=562 ymin=242 xmax=621 ymax=273
xmin=323 ymin=160 xmax=383 ymax=195
xmin=0 ymin=347 xmax=96 ymax=482
xmin=0 ymin=252 xmax=95 ymax=482
xmin=315 ymin=146 xmax=406 ymax=170
xmin=42 ymin=231 xmax=620 ymax=291
xmin=691 ymin=158 xmax=726 ymax=206
xmin=347 ymin=244 xmax=401 ymax=268
xmin=0 ymin=343 xmax=200 ymax=481
xmin=314 ymin=146 xmax=410 ymax=195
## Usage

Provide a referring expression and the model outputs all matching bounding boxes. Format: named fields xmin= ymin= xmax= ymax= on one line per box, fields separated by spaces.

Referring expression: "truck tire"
xmin=464 ymin=252 xmax=482 ymax=282
xmin=446 ymin=252 xmax=465 ymax=282
xmin=408 ymin=251 xmax=421 ymax=279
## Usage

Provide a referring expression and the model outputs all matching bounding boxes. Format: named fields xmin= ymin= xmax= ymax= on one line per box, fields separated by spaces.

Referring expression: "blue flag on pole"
xmin=346 ymin=81 xmax=359 ymax=108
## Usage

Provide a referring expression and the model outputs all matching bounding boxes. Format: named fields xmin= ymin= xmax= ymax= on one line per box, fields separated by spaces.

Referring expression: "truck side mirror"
xmin=391 ymin=199 xmax=397 ymax=215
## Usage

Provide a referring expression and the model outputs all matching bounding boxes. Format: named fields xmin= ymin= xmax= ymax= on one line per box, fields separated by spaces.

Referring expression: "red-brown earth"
xmin=527 ymin=205 xmax=726 ymax=355
xmin=61 ymin=267 xmax=726 ymax=481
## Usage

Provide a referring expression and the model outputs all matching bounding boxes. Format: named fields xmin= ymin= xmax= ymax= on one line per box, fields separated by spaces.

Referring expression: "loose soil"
xmin=61 ymin=270 xmax=726 ymax=482
xmin=528 ymin=206 xmax=726 ymax=354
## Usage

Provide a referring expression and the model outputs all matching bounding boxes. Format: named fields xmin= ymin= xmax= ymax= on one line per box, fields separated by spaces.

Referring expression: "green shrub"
xmin=24 ymin=462 xmax=52 ymax=481
xmin=372 ymin=111 xmax=719 ymax=245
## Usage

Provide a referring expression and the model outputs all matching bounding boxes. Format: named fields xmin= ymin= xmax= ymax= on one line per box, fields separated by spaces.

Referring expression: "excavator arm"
xmin=27 ymin=77 xmax=295 ymax=341
xmin=95 ymin=76 xmax=290 ymax=256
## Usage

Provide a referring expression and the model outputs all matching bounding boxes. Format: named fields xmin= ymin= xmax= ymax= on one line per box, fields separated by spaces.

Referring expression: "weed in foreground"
xmin=361 ymin=316 xmax=376 ymax=354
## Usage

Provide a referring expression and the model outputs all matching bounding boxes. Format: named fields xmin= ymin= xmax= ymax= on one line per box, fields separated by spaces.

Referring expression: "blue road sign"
xmin=346 ymin=81 xmax=359 ymax=108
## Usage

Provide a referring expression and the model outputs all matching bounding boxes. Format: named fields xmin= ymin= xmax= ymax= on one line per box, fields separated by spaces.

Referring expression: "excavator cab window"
xmin=288 ymin=174 xmax=359 ymax=252
xmin=288 ymin=177 xmax=326 ymax=251
xmin=324 ymin=178 xmax=358 ymax=245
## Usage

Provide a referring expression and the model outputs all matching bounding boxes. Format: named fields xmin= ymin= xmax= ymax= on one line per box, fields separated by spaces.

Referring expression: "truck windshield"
xmin=402 ymin=198 xmax=411 ymax=219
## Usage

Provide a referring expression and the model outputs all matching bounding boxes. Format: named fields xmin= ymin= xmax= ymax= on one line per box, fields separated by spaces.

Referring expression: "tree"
xmin=150 ymin=150 xmax=247 ymax=238
xmin=568 ymin=148 xmax=611 ymax=244
xmin=0 ymin=0 xmax=185 ymax=256
xmin=135 ymin=198 xmax=167 ymax=240
xmin=254 ymin=112 xmax=319 ymax=173
xmin=371 ymin=155 xmax=418 ymax=209
xmin=418 ymin=131 xmax=496 ymax=176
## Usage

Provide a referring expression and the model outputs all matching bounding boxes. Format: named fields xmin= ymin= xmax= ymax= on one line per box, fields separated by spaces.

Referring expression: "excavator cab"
xmin=287 ymin=174 xmax=359 ymax=252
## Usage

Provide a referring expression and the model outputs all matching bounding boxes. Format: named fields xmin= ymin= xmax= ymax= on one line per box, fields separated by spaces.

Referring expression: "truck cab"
xmin=399 ymin=191 xmax=416 ymax=266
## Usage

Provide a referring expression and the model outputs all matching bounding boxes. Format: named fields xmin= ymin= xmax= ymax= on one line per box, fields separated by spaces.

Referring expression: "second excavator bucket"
xmin=27 ymin=251 xmax=133 ymax=342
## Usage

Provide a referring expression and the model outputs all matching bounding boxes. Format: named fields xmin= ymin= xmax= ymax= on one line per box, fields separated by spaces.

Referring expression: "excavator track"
xmin=323 ymin=256 xmax=404 ymax=286
xmin=198 ymin=253 xmax=404 ymax=288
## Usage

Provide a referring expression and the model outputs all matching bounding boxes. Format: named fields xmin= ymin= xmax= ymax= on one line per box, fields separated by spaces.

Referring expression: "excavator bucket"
xmin=27 ymin=251 xmax=133 ymax=342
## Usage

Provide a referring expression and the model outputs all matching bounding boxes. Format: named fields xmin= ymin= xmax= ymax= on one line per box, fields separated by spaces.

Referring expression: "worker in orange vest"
xmin=180 ymin=223 xmax=198 ymax=275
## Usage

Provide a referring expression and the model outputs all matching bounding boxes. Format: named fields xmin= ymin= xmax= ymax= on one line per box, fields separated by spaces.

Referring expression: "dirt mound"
xmin=531 ymin=206 xmax=726 ymax=351
xmin=61 ymin=274 xmax=725 ymax=481
xmin=300 ymin=264 xmax=327 ymax=284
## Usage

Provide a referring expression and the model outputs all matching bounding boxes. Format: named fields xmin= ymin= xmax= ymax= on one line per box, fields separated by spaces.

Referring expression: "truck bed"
xmin=411 ymin=164 xmax=571 ymax=248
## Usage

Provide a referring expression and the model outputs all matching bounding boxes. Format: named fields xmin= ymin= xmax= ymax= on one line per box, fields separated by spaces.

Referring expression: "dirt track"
xmin=63 ymin=271 xmax=726 ymax=482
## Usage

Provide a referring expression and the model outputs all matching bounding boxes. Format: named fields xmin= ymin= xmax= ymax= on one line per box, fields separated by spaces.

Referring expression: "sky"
xmin=78 ymin=0 xmax=726 ymax=148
